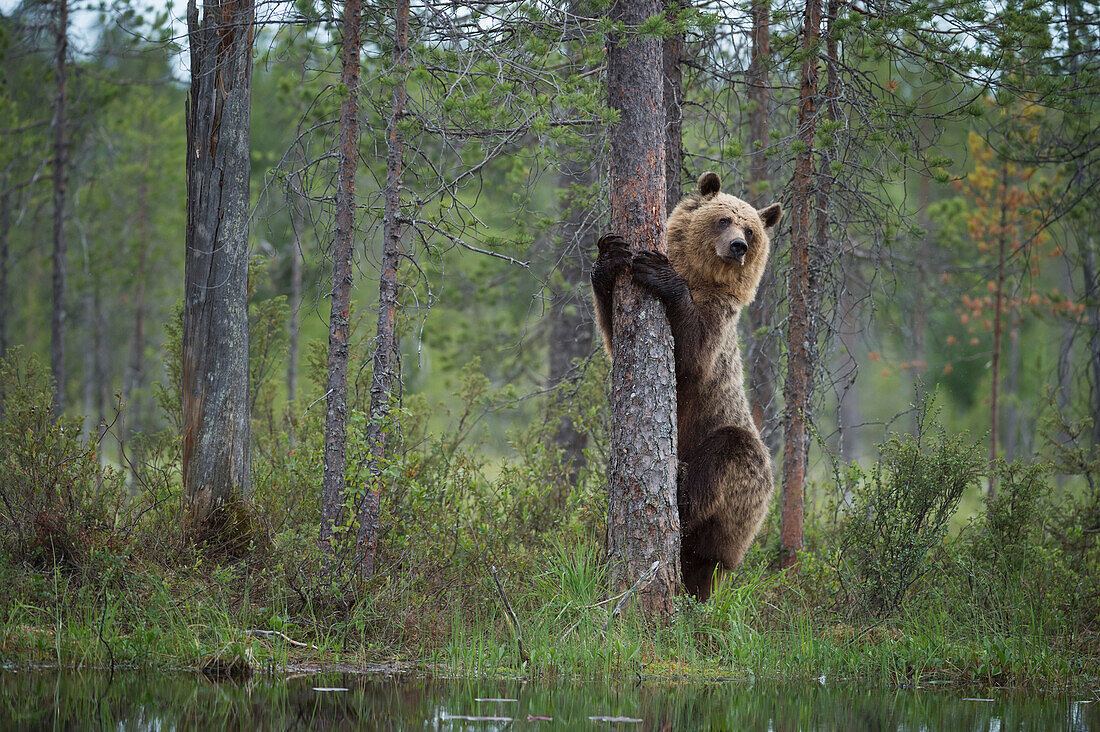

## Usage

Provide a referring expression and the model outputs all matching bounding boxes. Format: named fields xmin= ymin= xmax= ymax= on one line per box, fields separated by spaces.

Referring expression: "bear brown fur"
xmin=591 ymin=171 xmax=781 ymax=601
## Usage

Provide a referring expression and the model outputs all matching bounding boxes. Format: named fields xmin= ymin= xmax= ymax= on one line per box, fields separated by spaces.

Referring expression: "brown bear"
xmin=591 ymin=171 xmax=781 ymax=601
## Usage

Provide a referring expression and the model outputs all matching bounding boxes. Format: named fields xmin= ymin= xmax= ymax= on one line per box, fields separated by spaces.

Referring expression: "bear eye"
xmin=745 ymin=229 xmax=754 ymax=243
xmin=718 ymin=217 xmax=732 ymax=229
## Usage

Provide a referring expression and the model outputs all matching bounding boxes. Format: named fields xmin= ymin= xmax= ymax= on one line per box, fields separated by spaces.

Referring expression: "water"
xmin=0 ymin=669 xmax=1095 ymax=730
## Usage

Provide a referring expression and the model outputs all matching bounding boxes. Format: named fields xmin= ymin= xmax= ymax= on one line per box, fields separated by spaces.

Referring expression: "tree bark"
xmin=320 ymin=0 xmax=362 ymax=557
xmin=779 ymin=0 xmax=823 ymax=568
xmin=51 ymin=0 xmax=69 ymax=417
xmin=355 ymin=0 xmax=409 ymax=577
xmin=183 ymin=0 xmax=254 ymax=538
xmin=605 ymin=0 xmax=681 ymax=615
xmin=745 ymin=0 xmax=780 ymax=458
xmin=663 ymin=0 xmax=683 ymax=214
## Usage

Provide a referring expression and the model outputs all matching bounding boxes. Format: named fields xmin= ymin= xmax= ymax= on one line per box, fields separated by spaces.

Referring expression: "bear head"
xmin=666 ymin=171 xmax=782 ymax=306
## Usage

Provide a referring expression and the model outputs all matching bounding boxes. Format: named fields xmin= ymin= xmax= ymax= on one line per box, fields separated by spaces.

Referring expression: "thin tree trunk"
xmin=183 ymin=0 xmax=254 ymax=538
xmin=51 ymin=0 xmax=69 ymax=417
xmin=287 ymin=185 xmax=303 ymax=407
xmin=836 ymin=264 xmax=861 ymax=466
xmin=355 ymin=0 xmax=409 ymax=577
xmin=605 ymin=0 xmax=680 ymax=615
xmin=663 ymin=0 xmax=683 ymax=214
xmin=746 ymin=0 xmax=780 ymax=457
xmin=124 ymin=179 xmax=150 ymax=452
xmin=547 ymin=156 xmax=595 ymax=500
xmin=1005 ymin=308 xmax=1019 ymax=462
xmin=1083 ymin=237 xmax=1100 ymax=449
xmin=989 ymin=164 xmax=1008 ymax=495
xmin=0 ymin=185 xmax=9 ymax=360
xmin=780 ymin=0 xmax=823 ymax=568
xmin=320 ymin=0 xmax=362 ymax=558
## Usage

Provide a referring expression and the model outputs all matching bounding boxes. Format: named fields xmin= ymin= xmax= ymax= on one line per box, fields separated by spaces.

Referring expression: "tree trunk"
xmin=51 ymin=0 xmax=69 ymax=417
xmin=836 ymin=264 xmax=861 ymax=466
xmin=287 ymin=182 xmax=303 ymax=407
xmin=745 ymin=0 xmax=780 ymax=458
xmin=320 ymin=0 xmax=362 ymax=558
xmin=1005 ymin=309 xmax=1019 ymax=462
xmin=123 ymin=178 xmax=150 ymax=452
xmin=183 ymin=0 xmax=254 ymax=539
xmin=989 ymin=164 xmax=1008 ymax=495
xmin=0 ymin=185 xmax=9 ymax=360
xmin=663 ymin=0 xmax=683 ymax=214
xmin=1083 ymin=237 xmax=1100 ymax=449
xmin=605 ymin=0 xmax=680 ymax=615
xmin=547 ymin=156 xmax=595 ymax=500
xmin=779 ymin=0 xmax=822 ymax=568
xmin=355 ymin=0 xmax=409 ymax=577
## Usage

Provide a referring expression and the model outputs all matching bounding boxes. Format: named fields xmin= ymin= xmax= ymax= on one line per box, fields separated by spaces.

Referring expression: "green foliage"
xmin=0 ymin=348 xmax=126 ymax=567
xmin=838 ymin=392 xmax=984 ymax=617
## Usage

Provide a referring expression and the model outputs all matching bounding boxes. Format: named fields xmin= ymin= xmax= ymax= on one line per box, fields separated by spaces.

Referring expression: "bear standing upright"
xmin=591 ymin=171 xmax=781 ymax=601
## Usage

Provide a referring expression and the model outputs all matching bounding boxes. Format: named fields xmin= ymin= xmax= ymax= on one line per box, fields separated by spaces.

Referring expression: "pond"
xmin=0 ymin=669 xmax=1096 ymax=730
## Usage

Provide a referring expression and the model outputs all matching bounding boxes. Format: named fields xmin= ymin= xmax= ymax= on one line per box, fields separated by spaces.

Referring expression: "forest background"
xmin=0 ymin=0 xmax=1097 ymax=686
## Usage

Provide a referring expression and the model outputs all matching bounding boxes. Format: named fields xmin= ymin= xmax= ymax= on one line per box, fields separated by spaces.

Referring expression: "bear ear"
xmin=697 ymin=171 xmax=721 ymax=198
xmin=758 ymin=202 xmax=782 ymax=229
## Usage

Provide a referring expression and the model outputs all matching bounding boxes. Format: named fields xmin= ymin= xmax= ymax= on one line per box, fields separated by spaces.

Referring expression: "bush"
xmin=837 ymin=393 xmax=984 ymax=617
xmin=0 ymin=348 xmax=126 ymax=568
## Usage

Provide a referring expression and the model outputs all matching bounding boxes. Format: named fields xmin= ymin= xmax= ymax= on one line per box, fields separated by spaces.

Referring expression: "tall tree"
xmin=663 ymin=0 xmax=684 ymax=213
xmin=605 ymin=0 xmax=680 ymax=614
xmin=50 ymin=0 xmax=68 ymax=416
xmin=0 ymin=185 xmax=9 ymax=360
xmin=356 ymin=0 xmax=409 ymax=576
xmin=183 ymin=0 xmax=254 ymax=537
xmin=547 ymin=154 xmax=596 ymax=498
xmin=779 ymin=0 xmax=823 ymax=568
xmin=745 ymin=0 xmax=780 ymax=457
xmin=320 ymin=0 xmax=362 ymax=558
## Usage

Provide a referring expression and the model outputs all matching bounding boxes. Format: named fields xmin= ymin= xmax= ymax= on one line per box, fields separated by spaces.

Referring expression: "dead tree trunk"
xmin=355 ymin=0 xmax=409 ymax=577
xmin=779 ymin=0 xmax=822 ymax=568
xmin=50 ymin=0 xmax=68 ymax=417
xmin=745 ymin=0 xmax=780 ymax=457
xmin=183 ymin=0 xmax=254 ymax=539
xmin=320 ymin=0 xmax=363 ymax=558
xmin=663 ymin=0 xmax=683 ymax=213
xmin=605 ymin=0 xmax=681 ymax=615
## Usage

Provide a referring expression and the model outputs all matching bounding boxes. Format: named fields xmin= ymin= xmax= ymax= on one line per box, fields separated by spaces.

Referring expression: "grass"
xmin=1 ymin=535 xmax=1092 ymax=691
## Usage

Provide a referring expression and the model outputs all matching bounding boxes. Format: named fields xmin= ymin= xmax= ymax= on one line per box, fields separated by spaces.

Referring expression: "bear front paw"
xmin=596 ymin=233 xmax=629 ymax=256
xmin=631 ymin=250 xmax=678 ymax=293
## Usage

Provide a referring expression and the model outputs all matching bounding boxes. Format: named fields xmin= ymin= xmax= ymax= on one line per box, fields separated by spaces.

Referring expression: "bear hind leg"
xmin=679 ymin=425 xmax=773 ymax=599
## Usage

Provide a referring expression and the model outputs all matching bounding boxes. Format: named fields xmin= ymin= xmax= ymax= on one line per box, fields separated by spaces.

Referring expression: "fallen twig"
xmin=489 ymin=565 xmax=530 ymax=665
xmin=602 ymin=560 xmax=660 ymax=633
xmin=245 ymin=629 xmax=319 ymax=650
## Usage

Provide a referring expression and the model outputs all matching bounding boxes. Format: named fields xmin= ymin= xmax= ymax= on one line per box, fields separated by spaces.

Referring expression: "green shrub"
xmin=0 ymin=348 xmax=126 ymax=568
xmin=838 ymin=393 xmax=984 ymax=617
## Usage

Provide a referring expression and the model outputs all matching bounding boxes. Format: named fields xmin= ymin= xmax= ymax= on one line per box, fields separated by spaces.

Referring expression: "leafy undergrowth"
xmin=1 ymin=348 xmax=1097 ymax=690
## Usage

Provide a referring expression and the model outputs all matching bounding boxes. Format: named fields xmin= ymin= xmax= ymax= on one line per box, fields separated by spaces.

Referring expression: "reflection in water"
xmin=0 ymin=670 xmax=1096 ymax=730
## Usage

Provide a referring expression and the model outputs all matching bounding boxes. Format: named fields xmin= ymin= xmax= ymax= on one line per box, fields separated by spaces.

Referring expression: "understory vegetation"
xmin=0 ymin=347 xmax=1097 ymax=688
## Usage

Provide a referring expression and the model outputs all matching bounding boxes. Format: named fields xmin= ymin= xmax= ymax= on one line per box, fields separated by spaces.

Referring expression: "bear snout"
xmin=719 ymin=239 xmax=748 ymax=265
